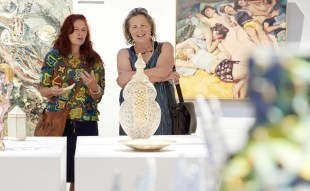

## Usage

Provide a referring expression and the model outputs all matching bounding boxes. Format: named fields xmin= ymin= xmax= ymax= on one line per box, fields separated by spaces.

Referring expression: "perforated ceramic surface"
xmin=119 ymin=54 xmax=161 ymax=139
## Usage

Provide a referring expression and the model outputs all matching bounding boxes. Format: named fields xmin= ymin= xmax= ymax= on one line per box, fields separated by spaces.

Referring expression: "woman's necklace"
xmin=138 ymin=50 xmax=153 ymax=55
xmin=135 ymin=42 xmax=154 ymax=55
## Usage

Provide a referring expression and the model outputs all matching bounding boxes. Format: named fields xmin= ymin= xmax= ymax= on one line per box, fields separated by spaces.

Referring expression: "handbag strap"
xmin=173 ymin=66 xmax=184 ymax=103
xmin=164 ymin=69 xmax=185 ymax=107
xmin=164 ymin=82 xmax=176 ymax=107
xmin=158 ymin=42 xmax=184 ymax=105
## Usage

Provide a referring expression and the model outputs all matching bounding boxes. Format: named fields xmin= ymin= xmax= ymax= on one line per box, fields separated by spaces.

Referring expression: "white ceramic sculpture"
xmin=8 ymin=106 xmax=26 ymax=141
xmin=119 ymin=53 xmax=161 ymax=139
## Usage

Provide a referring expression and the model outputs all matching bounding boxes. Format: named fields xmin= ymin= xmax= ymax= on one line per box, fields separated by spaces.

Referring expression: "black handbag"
xmin=165 ymin=76 xmax=197 ymax=135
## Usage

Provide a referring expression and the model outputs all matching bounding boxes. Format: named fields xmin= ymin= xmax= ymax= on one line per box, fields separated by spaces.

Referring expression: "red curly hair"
xmin=53 ymin=14 xmax=102 ymax=66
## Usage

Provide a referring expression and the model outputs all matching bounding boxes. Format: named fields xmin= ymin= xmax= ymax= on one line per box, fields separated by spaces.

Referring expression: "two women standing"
xmin=38 ymin=7 xmax=178 ymax=191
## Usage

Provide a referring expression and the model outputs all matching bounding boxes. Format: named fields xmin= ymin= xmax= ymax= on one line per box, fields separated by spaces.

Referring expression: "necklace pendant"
xmin=139 ymin=50 xmax=153 ymax=55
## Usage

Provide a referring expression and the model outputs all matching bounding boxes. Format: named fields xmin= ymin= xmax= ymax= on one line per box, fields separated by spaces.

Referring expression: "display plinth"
xmin=75 ymin=135 xmax=207 ymax=191
xmin=0 ymin=137 xmax=67 ymax=191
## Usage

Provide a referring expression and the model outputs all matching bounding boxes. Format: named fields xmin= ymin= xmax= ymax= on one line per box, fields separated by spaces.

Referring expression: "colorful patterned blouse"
xmin=40 ymin=49 xmax=105 ymax=121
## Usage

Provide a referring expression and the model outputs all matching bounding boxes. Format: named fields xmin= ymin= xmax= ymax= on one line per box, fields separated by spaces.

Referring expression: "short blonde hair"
xmin=176 ymin=49 xmax=188 ymax=60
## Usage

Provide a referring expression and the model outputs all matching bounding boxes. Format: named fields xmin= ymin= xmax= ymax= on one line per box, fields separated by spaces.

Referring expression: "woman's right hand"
xmin=49 ymin=86 xmax=65 ymax=96
xmin=39 ymin=85 xmax=65 ymax=99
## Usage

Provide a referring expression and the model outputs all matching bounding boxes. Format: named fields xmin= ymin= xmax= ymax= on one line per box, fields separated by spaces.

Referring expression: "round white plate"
xmin=119 ymin=139 xmax=176 ymax=151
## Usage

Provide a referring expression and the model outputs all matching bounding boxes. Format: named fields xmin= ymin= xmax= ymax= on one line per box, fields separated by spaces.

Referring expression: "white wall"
xmin=287 ymin=0 xmax=310 ymax=48
xmin=73 ymin=0 xmax=176 ymax=136
xmin=73 ymin=0 xmax=310 ymax=137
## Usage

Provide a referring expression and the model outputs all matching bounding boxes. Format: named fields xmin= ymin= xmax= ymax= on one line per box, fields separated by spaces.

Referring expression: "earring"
xmin=151 ymin=35 xmax=155 ymax=41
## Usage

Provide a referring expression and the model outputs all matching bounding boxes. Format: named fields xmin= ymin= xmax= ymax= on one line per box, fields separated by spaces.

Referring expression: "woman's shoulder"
xmin=159 ymin=41 xmax=173 ymax=51
xmin=44 ymin=49 xmax=62 ymax=65
xmin=45 ymin=49 xmax=61 ymax=59
xmin=92 ymin=50 xmax=103 ymax=61
xmin=157 ymin=41 xmax=172 ymax=46
xmin=117 ymin=48 xmax=130 ymax=57
xmin=92 ymin=51 xmax=105 ymax=67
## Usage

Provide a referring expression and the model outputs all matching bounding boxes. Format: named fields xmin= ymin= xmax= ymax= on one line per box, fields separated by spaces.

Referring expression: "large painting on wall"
xmin=176 ymin=0 xmax=287 ymax=99
xmin=0 ymin=0 xmax=72 ymax=135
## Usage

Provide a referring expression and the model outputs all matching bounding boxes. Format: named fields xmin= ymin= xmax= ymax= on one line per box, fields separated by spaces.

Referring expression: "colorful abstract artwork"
xmin=0 ymin=0 xmax=72 ymax=135
xmin=175 ymin=0 xmax=287 ymax=99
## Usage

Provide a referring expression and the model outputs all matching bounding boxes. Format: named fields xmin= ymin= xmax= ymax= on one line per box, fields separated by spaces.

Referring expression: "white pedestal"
xmin=0 ymin=137 xmax=67 ymax=191
xmin=75 ymin=135 xmax=207 ymax=191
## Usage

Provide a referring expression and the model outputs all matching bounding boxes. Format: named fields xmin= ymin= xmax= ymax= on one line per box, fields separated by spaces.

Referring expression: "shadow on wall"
xmin=287 ymin=2 xmax=304 ymax=44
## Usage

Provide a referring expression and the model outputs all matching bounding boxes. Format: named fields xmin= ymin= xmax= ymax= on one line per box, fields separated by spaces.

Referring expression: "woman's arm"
xmin=176 ymin=39 xmax=191 ymax=50
xmin=116 ymin=48 xmax=135 ymax=88
xmin=217 ymin=43 xmax=231 ymax=59
xmin=195 ymin=13 xmax=211 ymax=26
xmin=176 ymin=39 xmax=200 ymax=52
xmin=247 ymin=3 xmax=274 ymax=16
xmin=263 ymin=21 xmax=286 ymax=33
xmin=176 ymin=59 xmax=196 ymax=69
xmin=203 ymin=28 xmax=220 ymax=53
xmin=117 ymin=42 xmax=177 ymax=87
xmin=143 ymin=42 xmax=175 ymax=83
xmin=81 ymin=69 xmax=104 ymax=102
xmin=39 ymin=52 xmax=66 ymax=99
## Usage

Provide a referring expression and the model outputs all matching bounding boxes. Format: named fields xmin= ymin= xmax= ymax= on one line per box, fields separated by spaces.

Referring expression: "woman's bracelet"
xmin=89 ymin=86 xmax=101 ymax=95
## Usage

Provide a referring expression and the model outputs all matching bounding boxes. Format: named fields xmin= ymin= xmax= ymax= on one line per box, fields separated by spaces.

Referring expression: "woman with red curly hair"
xmin=38 ymin=14 xmax=105 ymax=191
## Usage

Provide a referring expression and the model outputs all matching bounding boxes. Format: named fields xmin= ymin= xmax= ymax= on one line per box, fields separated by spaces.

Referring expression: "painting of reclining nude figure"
xmin=176 ymin=0 xmax=287 ymax=99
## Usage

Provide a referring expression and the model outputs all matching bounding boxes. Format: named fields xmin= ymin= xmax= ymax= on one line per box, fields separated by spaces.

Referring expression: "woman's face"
xmin=223 ymin=6 xmax=234 ymax=15
xmin=128 ymin=14 xmax=151 ymax=43
xmin=238 ymin=0 xmax=248 ymax=7
xmin=68 ymin=19 xmax=88 ymax=48
xmin=205 ymin=8 xmax=215 ymax=18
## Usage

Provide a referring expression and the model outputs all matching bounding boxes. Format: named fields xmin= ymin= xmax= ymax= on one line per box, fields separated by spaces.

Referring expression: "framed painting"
xmin=176 ymin=0 xmax=287 ymax=99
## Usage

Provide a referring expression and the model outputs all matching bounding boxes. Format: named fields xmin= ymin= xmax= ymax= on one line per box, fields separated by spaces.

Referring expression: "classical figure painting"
xmin=0 ymin=0 xmax=72 ymax=135
xmin=176 ymin=0 xmax=287 ymax=99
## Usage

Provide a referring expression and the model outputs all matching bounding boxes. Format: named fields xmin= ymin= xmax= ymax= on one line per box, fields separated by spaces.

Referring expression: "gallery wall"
xmin=73 ymin=0 xmax=310 ymax=136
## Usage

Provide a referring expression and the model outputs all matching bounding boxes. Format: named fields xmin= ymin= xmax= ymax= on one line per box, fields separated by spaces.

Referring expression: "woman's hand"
xmin=39 ymin=85 xmax=64 ymax=99
xmin=81 ymin=70 xmax=100 ymax=92
xmin=163 ymin=71 xmax=180 ymax=84
xmin=50 ymin=86 xmax=64 ymax=96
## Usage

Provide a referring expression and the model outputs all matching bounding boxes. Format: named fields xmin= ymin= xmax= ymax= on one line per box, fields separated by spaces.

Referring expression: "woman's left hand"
xmin=81 ymin=70 xmax=99 ymax=91
xmin=164 ymin=71 xmax=180 ymax=84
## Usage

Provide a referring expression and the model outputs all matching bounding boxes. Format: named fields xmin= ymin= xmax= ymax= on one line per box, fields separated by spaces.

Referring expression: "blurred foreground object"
xmin=220 ymin=46 xmax=310 ymax=191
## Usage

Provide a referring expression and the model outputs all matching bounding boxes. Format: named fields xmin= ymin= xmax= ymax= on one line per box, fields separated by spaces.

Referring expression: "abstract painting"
xmin=0 ymin=0 xmax=72 ymax=135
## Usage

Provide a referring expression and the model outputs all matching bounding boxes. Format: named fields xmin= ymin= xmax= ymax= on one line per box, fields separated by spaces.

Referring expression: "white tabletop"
xmin=75 ymin=135 xmax=208 ymax=191
xmin=0 ymin=137 xmax=67 ymax=191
